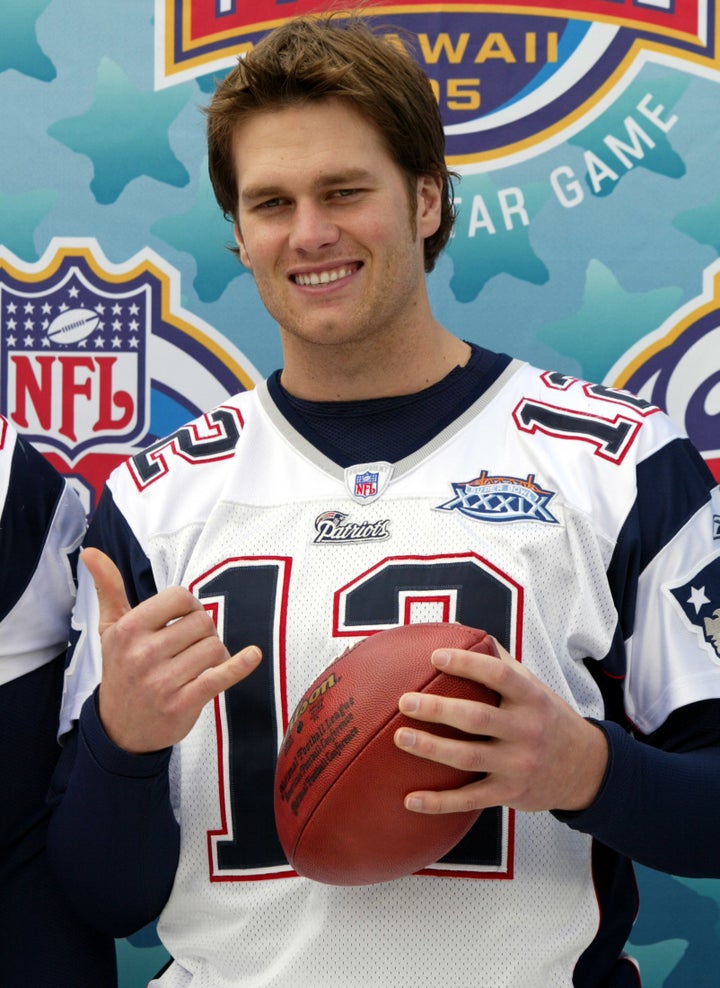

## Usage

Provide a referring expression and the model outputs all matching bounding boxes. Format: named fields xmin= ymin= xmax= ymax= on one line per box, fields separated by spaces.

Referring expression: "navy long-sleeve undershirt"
xmin=48 ymin=690 xmax=177 ymax=938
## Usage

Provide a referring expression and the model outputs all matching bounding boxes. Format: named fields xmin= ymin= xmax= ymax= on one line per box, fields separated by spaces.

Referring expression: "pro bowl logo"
xmin=436 ymin=470 xmax=558 ymax=524
xmin=154 ymin=0 xmax=717 ymax=167
xmin=607 ymin=258 xmax=720 ymax=482
xmin=0 ymin=238 xmax=258 ymax=515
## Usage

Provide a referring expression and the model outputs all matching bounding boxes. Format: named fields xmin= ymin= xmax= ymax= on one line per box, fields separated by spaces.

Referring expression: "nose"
xmin=288 ymin=200 xmax=341 ymax=253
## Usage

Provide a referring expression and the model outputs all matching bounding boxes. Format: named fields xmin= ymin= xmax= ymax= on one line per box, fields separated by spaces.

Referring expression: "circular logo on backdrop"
xmin=607 ymin=259 xmax=720 ymax=482
xmin=155 ymin=1 xmax=718 ymax=168
xmin=0 ymin=238 xmax=259 ymax=515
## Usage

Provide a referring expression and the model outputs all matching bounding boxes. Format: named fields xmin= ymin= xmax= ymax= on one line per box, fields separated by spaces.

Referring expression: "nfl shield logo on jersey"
xmin=345 ymin=462 xmax=394 ymax=504
xmin=355 ymin=471 xmax=379 ymax=499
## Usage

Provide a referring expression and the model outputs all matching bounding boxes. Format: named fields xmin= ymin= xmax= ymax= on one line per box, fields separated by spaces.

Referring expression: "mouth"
xmin=291 ymin=264 xmax=360 ymax=287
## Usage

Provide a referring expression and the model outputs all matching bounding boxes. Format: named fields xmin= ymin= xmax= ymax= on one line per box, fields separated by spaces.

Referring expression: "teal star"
xmin=626 ymin=940 xmax=688 ymax=985
xmin=195 ymin=70 xmax=230 ymax=94
xmin=569 ymin=76 xmax=687 ymax=198
xmin=629 ymin=867 xmax=720 ymax=986
xmin=0 ymin=0 xmax=55 ymax=81
xmin=537 ymin=259 xmax=682 ymax=383
xmin=0 ymin=188 xmax=56 ymax=260
xmin=48 ymin=57 xmax=191 ymax=204
xmin=151 ymin=158 xmax=248 ymax=303
xmin=674 ymin=194 xmax=720 ymax=253
xmin=447 ymin=176 xmax=550 ymax=302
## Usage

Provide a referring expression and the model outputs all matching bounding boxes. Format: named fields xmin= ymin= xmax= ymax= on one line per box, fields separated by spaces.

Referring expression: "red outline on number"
xmin=128 ymin=405 xmax=244 ymax=491
xmin=401 ymin=594 xmax=452 ymax=624
xmin=331 ymin=552 xmax=521 ymax=881
xmin=333 ymin=551 xmax=523 ymax=662
xmin=418 ymin=807 xmax=515 ymax=882
xmin=191 ymin=555 xmax=295 ymax=883
xmin=513 ymin=398 xmax=642 ymax=464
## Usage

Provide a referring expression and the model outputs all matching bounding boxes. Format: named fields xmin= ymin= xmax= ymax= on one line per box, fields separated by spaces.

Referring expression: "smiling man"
xmin=48 ymin=13 xmax=720 ymax=988
xmin=230 ymin=99 xmax=466 ymax=399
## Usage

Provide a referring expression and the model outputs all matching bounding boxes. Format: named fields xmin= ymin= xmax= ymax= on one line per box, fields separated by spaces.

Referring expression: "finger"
xmin=394 ymin=724 xmax=487 ymax=775
xmin=398 ymin=692 xmax=499 ymax=744
xmin=403 ymin=764 xmax=554 ymax=816
xmin=430 ymin=641 xmax=528 ymax=702
xmin=81 ymin=547 xmax=132 ymax=632
xmin=147 ymin=605 xmax=221 ymax=664
xmin=189 ymin=645 xmax=263 ymax=705
xmin=404 ymin=778 xmax=494 ymax=816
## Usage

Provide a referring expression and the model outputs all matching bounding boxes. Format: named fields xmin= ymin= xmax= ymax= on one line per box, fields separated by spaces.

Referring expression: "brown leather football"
xmin=274 ymin=622 xmax=499 ymax=885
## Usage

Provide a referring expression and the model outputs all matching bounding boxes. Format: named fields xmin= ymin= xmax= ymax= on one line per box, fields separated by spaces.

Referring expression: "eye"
xmin=330 ymin=188 xmax=360 ymax=200
xmin=257 ymin=197 xmax=286 ymax=210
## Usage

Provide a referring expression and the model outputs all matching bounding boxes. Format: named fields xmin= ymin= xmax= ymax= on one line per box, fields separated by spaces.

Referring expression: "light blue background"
xmin=1 ymin=2 xmax=719 ymax=983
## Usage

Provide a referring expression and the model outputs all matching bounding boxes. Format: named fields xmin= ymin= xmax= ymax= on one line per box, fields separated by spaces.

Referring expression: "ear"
xmin=233 ymin=221 xmax=252 ymax=270
xmin=417 ymin=174 xmax=443 ymax=240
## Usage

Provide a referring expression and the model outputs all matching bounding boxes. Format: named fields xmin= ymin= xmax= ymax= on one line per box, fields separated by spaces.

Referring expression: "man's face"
xmin=231 ymin=98 xmax=441 ymax=361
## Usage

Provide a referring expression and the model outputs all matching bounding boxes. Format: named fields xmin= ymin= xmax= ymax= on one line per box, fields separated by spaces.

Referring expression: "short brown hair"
xmin=206 ymin=12 xmax=456 ymax=272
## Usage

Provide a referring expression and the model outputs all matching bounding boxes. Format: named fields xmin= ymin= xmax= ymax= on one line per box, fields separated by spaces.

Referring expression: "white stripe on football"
xmin=47 ymin=308 xmax=100 ymax=345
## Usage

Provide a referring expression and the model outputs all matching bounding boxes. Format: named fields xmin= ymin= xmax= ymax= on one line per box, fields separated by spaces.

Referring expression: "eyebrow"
xmin=240 ymin=167 xmax=376 ymax=204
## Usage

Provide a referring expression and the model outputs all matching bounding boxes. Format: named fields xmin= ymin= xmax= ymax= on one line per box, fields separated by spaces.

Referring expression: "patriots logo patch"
xmin=668 ymin=556 xmax=720 ymax=665
xmin=436 ymin=470 xmax=558 ymax=524
xmin=312 ymin=510 xmax=390 ymax=544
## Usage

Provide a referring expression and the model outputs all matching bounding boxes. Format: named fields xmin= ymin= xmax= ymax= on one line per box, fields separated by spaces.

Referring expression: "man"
xmin=0 ymin=417 xmax=116 ymax=985
xmin=48 ymin=14 xmax=720 ymax=987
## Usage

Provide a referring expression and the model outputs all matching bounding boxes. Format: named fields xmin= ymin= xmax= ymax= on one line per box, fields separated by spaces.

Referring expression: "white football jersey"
xmin=0 ymin=416 xmax=86 ymax=686
xmin=61 ymin=360 xmax=720 ymax=987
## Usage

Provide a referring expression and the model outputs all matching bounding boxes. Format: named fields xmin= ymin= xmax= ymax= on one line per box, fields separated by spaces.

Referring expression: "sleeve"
xmin=0 ymin=422 xmax=86 ymax=685
xmin=555 ymin=700 xmax=720 ymax=876
xmin=47 ymin=691 xmax=179 ymax=937
xmin=556 ymin=433 xmax=720 ymax=876
xmin=58 ymin=483 xmax=158 ymax=736
xmin=611 ymin=437 xmax=720 ymax=732
xmin=0 ymin=422 xmax=116 ymax=982
xmin=48 ymin=482 xmax=178 ymax=935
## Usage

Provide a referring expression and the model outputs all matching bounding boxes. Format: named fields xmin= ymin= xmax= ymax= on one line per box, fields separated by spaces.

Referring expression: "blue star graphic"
xmin=48 ymin=57 xmax=192 ymax=204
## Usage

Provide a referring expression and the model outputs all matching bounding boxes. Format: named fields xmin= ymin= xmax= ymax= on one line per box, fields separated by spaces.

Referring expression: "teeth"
xmin=295 ymin=266 xmax=353 ymax=286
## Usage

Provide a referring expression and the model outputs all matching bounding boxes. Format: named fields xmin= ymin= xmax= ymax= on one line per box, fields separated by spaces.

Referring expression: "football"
xmin=274 ymin=622 xmax=499 ymax=885
xmin=46 ymin=307 xmax=100 ymax=345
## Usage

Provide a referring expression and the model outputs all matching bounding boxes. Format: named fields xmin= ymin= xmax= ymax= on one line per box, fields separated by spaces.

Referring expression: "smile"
xmin=293 ymin=265 xmax=358 ymax=286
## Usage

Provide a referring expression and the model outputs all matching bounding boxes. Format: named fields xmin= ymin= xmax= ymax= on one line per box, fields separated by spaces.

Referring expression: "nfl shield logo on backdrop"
xmin=0 ymin=239 xmax=257 ymax=516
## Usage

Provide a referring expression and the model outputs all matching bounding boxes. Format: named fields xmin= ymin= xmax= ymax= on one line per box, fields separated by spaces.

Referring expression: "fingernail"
xmin=405 ymin=796 xmax=423 ymax=812
xmin=433 ymin=649 xmax=451 ymax=668
xmin=396 ymin=728 xmax=416 ymax=748
xmin=399 ymin=693 xmax=420 ymax=713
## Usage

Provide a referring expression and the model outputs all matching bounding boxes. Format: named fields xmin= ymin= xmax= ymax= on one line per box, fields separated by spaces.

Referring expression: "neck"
xmin=278 ymin=324 xmax=471 ymax=401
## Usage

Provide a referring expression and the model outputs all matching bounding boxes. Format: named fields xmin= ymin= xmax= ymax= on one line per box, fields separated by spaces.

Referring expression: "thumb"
xmin=81 ymin=546 xmax=132 ymax=633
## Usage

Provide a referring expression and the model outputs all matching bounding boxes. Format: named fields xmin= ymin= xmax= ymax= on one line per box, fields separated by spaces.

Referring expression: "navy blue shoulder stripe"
xmin=0 ymin=437 xmax=65 ymax=622
xmin=85 ymin=485 xmax=158 ymax=606
xmin=607 ymin=436 xmax=714 ymax=639
xmin=634 ymin=436 xmax=714 ymax=573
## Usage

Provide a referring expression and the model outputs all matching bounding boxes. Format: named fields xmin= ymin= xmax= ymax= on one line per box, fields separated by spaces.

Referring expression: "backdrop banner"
xmin=1 ymin=2 xmax=718 ymax=985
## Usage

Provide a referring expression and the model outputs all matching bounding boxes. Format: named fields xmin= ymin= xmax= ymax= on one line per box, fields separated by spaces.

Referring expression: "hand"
xmin=393 ymin=638 xmax=608 ymax=815
xmin=82 ymin=547 xmax=262 ymax=754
